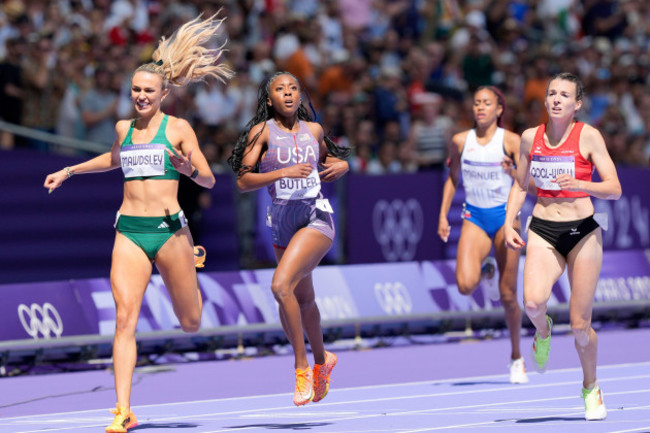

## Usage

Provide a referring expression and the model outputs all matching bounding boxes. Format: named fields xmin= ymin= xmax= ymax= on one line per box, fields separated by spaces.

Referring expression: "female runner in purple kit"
xmin=228 ymin=72 xmax=350 ymax=406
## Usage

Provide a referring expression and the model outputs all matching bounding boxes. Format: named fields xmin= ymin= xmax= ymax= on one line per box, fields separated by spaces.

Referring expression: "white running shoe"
xmin=508 ymin=357 xmax=529 ymax=384
xmin=582 ymin=385 xmax=607 ymax=421
xmin=481 ymin=256 xmax=499 ymax=301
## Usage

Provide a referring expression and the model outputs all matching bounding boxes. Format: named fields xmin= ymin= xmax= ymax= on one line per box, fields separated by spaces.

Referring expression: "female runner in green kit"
xmin=44 ymin=14 xmax=232 ymax=432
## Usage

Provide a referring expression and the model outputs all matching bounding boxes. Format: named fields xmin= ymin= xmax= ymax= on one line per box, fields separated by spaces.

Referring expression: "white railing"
xmin=0 ymin=120 xmax=105 ymax=154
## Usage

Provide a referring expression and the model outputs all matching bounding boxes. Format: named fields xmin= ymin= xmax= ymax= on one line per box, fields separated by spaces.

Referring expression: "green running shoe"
xmin=582 ymin=385 xmax=607 ymax=421
xmin=530 ymin=315 xmax=553 ymax=373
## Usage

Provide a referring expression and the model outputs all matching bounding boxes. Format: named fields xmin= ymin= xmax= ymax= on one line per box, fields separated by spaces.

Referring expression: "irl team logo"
xmin=18 ymin=303 xmax=64 ymax=340
xmin=372 ymin=199 xmax=424 ymax=261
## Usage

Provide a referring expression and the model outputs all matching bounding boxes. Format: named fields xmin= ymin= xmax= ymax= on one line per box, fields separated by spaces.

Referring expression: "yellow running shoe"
xmin=105 ymin=404 xmax=137 ymax=433
xmin=194 ymin=245 xmax=206 ymax=268
xmin=313 ymin=351 xmax=337 ymax=402
xmin=293 ymin=367 xmax=314 ymax=406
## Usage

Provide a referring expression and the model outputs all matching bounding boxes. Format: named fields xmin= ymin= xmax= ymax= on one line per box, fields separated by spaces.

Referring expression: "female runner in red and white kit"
xmin=504 ymin=72 xmax=621 ymax=421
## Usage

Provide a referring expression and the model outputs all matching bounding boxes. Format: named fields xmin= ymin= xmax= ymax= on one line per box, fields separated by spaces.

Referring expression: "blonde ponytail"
xmin=136 ymin=13 xmax=234 ymax=88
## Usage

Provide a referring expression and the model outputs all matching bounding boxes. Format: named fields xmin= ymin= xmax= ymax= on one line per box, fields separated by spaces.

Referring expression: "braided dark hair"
xmin=227 ymin=72 xmax=350 ymax=175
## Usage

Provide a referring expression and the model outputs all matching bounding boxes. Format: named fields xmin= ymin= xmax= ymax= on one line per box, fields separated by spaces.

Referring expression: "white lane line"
xmin=9 ymin=389 xmax=650 ymax=433
xmin=607 ymin=427 xmax=650 ymax=433
xmin=398 ymin=404 xmax=650 ymax=433
xmin=4 ymin=367 xmax=650 ymax=432
xmin=4 ymin=360 xmax=650 ymax=422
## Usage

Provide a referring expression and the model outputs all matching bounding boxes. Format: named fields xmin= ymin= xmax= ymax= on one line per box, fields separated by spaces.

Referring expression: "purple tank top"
xmin=259 ymin=119 xmax=321 ymax=200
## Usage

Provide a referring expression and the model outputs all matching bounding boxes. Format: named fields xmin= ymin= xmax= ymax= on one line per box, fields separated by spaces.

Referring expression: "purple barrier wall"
xmin=593 ymin=168 xmax=650 ymax=251
xmin=0 ymin=281 xmax=94 ymax=340
xmin=0 ymin=148 xmax=239 ymax=284
xmin=5 ymin=145 xmax=646 ymax=286
xmin=345 ymin=172 xmax=445 ymax=263
xmin=342 ymin=167 xmax=649 ymax=264
xmin=2 ymin=250 xmax=647 ymax=343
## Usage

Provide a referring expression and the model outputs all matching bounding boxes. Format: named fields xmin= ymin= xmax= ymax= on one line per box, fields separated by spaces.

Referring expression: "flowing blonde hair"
xmin=135 ymin=13 xmax=234 ymax=88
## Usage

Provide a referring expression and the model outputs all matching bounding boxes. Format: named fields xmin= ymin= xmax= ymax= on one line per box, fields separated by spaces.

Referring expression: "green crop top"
xmin=120 ymin=114 xmax=180 ymax=181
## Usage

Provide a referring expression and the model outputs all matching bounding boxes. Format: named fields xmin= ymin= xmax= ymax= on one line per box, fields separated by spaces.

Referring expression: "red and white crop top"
xmin=529 ymin=122 xmax=593 ymax=198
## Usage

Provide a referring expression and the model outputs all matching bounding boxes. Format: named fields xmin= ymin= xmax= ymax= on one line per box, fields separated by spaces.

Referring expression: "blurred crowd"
xmin=0 ymin=0 xmax=649 ymax=171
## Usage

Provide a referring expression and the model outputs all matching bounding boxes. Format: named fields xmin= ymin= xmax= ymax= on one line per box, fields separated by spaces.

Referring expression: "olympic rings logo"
xmin=18 ymin=303 xmax=64 ymax=340
xmin=374 ymin=281 xmax=413 ymax=315
xmin=372 ymin=199 xmax=423 ymax=261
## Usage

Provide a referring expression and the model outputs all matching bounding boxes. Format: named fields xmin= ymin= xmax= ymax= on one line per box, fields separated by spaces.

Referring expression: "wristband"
xmin=190 ymin=168 xmax=199 ymax=180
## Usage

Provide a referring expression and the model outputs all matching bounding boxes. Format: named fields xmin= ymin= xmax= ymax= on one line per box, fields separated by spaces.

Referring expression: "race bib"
xmin=121 ymin=143 xmax=166 ymax=178
xmin=275 ymin=169 xmax=321 ymax=200
xmin=530 ymin=155 xmax=575 ymax=190
xmin=593 ymin=212 xmax=608 ymax=231
xmin=315 ymin=198 xmax=334 ymax=213
xmin=461 ymin=160 xmax=503 ymax=189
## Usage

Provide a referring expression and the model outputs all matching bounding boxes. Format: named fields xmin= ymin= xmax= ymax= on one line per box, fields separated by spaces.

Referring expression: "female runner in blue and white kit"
xmin=438 ymin=86 xmax=529 ymax=384
xmin=228 ymin=72 xmax=349 ymax=406
xmin=44 ymin=15 xmax=232 ymax=433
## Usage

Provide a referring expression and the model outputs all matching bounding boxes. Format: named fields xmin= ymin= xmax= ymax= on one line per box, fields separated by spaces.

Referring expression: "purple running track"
xmin=0 ymin=327 xmax=648 ymax=432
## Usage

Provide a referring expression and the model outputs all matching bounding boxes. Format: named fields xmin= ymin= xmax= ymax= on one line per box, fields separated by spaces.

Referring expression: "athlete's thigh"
xmin=456 ymin=219 xmax=493 ymax=276
xmin=154 ymin=227 xmax=200 ymax=315
xmin=493 ymin=218 xmax=521 ymax=288
xmin=274 ymin=228 xmax=333 ymax=288
xmin=111 ymin=232 xmax=152 ymax=309
xmin=522 ymin=230 xmax=565 ymax=305
xmin=567 ymin=228 xmax=603 ymax=324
